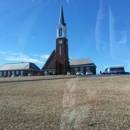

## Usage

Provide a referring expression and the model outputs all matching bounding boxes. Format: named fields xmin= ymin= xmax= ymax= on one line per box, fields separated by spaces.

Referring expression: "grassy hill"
xmin=0 ymin=75 xmax=130 ymax=129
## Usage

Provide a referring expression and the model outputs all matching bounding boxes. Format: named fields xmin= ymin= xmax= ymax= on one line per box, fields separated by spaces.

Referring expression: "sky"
xmin=0 ymin=0 xmax=130 ymax=73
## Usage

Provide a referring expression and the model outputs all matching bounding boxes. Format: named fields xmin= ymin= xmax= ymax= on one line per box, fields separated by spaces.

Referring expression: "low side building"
xmin=0 ymin=62 xmax=41 ymax=77
xmin=69 ymin=58 xmax=96 ymax=75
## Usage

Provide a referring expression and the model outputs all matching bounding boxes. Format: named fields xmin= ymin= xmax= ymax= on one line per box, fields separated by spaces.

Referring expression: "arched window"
xmin=59 ymin=28 xmax=62 ymax=37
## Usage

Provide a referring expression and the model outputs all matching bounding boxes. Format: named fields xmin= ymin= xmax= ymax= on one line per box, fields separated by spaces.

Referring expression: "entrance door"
xmin=59 ymin=63 xmax=63 ymax=74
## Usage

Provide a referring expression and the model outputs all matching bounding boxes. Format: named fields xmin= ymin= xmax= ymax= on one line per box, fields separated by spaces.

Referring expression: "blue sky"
xmin=0 ymin=0 xmax=130 ymax=73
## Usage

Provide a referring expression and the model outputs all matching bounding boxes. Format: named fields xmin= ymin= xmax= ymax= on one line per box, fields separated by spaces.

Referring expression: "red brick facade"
xmin=42 ymin=38 xmax=69 ymax=75
xmin=55 ymin=38 xmax=69 ymax=74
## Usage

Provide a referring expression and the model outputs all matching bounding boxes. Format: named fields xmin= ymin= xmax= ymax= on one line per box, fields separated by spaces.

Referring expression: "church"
xmin=42 ymin=6 xmax=97 ymax=75
xmin=0 ymin=6 xmax=96 ymax=77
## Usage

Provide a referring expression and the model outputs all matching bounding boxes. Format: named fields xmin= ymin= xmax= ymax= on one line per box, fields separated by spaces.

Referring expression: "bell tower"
xmin=55 ymin=6 xmax=69 ymax=75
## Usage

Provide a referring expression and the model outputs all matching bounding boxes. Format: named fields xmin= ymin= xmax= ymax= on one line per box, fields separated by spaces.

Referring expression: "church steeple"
xmin=55 ymin=6 xmax=69 ymax=75
xmin=57 ymin=6 xmax=67 ymax=38
xmin=59 ymin=6 xmax=66 ymax=26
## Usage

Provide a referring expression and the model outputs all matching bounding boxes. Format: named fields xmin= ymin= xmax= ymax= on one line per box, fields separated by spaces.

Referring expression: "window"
xmin=21 ymin=70 xmax=23 ymax=75
xmin=118 ymin=67 xmax=124 ymax=71
xmin=105 ymin=68 xmax=108 ymax=71
xmin=74 ymin=68 xmax=78 ymax=73
xmin=59 ymin=28 xmax=62 ymax=37
xmin=12 ymin=71 xmax=14 ymax=75
xmin=16 ymin=71 xmax=19 ymax=75
xmin=0 ymin=72 xmax=2 ymax=76
xmin=4 ymin=71 xmax=6 ymax=77
xmin=59 ymin=46 xmax=61 ymax=55
xmin=86 ymin=67 xmax=90 ymax=71
xmin=80 ymin=67 xmax=84 ymax=73
xmin=110 ymin=68 xmax=116 ymax=71
xmin=8 ymin=71 xmax=10 ymax=77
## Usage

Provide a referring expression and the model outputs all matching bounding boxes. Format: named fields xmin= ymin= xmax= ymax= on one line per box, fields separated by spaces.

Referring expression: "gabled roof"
xmin=42 ymin=50 xmax=56 ymax=70
xmin=0 ymin=62 xmax=40 ymax=71
xmin=59 ymin=6 xmax=66 ymax=26
xmin=69 ymin=58 xmax=96 ymax=66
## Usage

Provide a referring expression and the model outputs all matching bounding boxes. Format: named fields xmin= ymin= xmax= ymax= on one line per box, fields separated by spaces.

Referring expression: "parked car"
xmin=19 ymin=74 xmax=24 ymax=77
xmin=28 ymin=73 xmax=33 ymax=76
xmin=11 ymin=74 xmax=16 ymax=77
xmin=76 ymin=71 xmax=84 ymax=76
xmin=67 ymin=72 xmax=75 ymax=75
xmin=86 ymin=71 xmax=93 ymax=75
xmin=67 ymin=72 xmax=71 ymax=75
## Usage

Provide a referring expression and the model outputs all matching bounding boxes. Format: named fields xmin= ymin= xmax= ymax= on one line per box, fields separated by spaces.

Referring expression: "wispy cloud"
xmin=66 ymin=0 xmax=69 ymax=4
xmin=40 ymin=54 xmax=49 ymax=59
xmin=0 ymin=50 xmax=49 ymax=64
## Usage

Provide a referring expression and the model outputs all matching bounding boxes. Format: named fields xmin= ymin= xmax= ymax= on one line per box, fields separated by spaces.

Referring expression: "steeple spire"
xmin=57 ymin=6 xmax=67 ymax=38
xmin=59 ymin=6 xmax=66 ymax=26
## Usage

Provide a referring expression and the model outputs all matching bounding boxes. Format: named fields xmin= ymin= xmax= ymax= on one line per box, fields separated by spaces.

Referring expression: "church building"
xmin=42 ymin=6 xmax=69 ymax=75
xmin=42 ymin=6 xmax=96 ymax=75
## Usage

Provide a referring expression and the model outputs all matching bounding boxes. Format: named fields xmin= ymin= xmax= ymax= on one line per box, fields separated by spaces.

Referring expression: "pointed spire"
xmin=59 ymin=6 xmax=66 ymax=26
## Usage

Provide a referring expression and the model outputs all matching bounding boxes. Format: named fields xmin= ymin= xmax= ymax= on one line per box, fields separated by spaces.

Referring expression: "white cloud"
xmin=0 ymin=50 xmax=49 ymax=64
xmin=40 ymin=54 xmax=49 ymax=59
xmin=66 ymin=0 xmax=69 ymax=4
xmin=0 ymin=51 xmax=6 ymax=54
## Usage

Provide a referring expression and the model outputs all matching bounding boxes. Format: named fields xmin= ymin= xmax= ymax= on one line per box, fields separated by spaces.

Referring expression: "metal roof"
xmin=69 ymin=58 xmax=96 ymax=66
xmin=0 ymin=62 xmax=40 ymax=71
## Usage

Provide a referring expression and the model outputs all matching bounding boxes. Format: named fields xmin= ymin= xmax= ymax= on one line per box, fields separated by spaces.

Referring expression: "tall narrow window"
xmin=4 ymin=71 xmax=6 ymax=77
xmin=8 ymin=71 xmax=10 ymax=77
xmin=59 ymin=46 xmax=62 ymax=55
xmin=0 ymin=72 xmax=2 ymax=77
xmin=80 ymin=67 xmax=84 ymax=73
xmin=59 ymin=28 xmax=62 ymax=37
xmin=86 ymin=67 xmax=90 ymax=71
xmin=12 ymin=71 xmax=14 ymax=75
xmin=16 ymin=71 xmax=19 ymax=75
xmin=21 ymin=70 xmax=23 ymax=75
xmin=74 ymin=68 xmax=78 ymax=73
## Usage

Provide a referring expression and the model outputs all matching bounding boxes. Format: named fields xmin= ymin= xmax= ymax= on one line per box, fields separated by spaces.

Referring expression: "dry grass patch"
xmin=0 ymin=75 xmax=130 ymax=129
